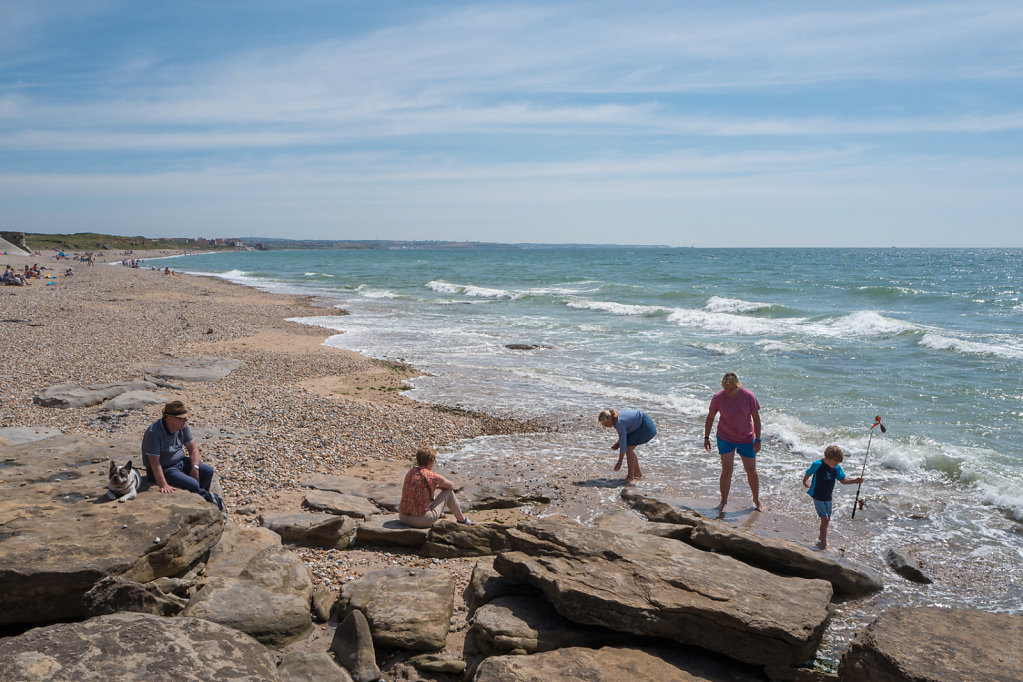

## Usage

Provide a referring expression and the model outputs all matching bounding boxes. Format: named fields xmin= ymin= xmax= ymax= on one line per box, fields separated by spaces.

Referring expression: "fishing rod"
xmin=851 ymin=415 xmax=886 ymax=519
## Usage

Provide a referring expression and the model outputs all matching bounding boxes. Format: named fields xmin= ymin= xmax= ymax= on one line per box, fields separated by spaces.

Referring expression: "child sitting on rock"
xmin=802 ymin=445 xmax=862 ymax=550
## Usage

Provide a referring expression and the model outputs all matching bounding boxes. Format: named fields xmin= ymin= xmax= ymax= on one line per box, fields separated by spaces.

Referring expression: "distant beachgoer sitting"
xmin=3 ymin=265 xmax=28 ymax=286
xmin=398 ymin=447 xmax=474 ymax=527
xmin=65 ymin=268 xmax=74 ymax=277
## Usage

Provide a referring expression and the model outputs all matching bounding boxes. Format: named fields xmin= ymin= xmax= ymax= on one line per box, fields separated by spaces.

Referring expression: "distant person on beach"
xmin=142 ymin=401 xmax=224 ymax=514
xmin=704 ymin=372 xmax=764 ymax=512
xmin=803 ymin=445 xmax=862 ymax=550
xmin=398 ymin=446 xmax=474 ymax=527
xmin=598 ymin=408 xmax=656 ymax=484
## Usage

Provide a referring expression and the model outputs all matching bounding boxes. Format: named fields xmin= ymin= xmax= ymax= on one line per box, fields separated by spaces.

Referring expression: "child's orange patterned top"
xmin=399 ymin=466 xmax=444 ymax=515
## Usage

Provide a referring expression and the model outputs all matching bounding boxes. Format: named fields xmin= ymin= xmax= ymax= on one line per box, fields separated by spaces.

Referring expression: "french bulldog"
xmin=106 ymin=459 xmax=142 ymax=503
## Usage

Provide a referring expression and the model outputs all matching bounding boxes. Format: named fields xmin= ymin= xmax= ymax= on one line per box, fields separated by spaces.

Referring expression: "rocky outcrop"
xmin=82 ymin=575 xmax=188 ymax=617
xmin=301 ymin=475 xmax=401 ymax=511
xmin=472 ymin=645 xmax=764 ymax=682
xmin=141 ymin=356 xmax=243 ymax=382
xmin=337 ymin=567 xmax=455 ymax=652
xmin=420 ymin=520 xmax=513 ymax=558
xmin=182 ymin=526 xmax=314 ymax=647
xmin=101 ymin=390 xmax=170 ymax=411
xmin=0 ymin=612 xmax=281 ymax=681
xmin=839 ymin=606 xmax=1023 ymax=681
xmin=33 ymin=380 xmax=161 ymax=408
xmin=494 ymin=516 xmax=833 ymax=666
xmin=261 ymin=511 xmax=357 ymax=548
xmin=0 ymin=434 xmax=223 ymax=627
xmin=619 ymin=488 xmax=704 ymax=529
xmin=689 ymin=520 xmax=883 ymax=596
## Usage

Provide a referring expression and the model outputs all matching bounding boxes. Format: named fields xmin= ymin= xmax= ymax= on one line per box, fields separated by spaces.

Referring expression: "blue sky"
xmin=1 ymin=1 xmax=1021 ymax=246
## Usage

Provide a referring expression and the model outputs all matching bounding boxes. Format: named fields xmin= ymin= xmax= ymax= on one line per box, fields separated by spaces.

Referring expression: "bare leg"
xmin=816 ymin=516 xmax=831 ymax=550
xmin=431 ymin=489 xmax=467 ymax=523
xmin=740 ymin=456 xmax=764 ymax=511
xmin=717 ymin=453 xmax=734 ymax=510
xmin=624 ymin=447 xmax=642 ymax=483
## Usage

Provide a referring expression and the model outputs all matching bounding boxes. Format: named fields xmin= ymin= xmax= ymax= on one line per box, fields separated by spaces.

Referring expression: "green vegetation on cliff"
xmin=24 ymin=233 xmax=231 ymax=252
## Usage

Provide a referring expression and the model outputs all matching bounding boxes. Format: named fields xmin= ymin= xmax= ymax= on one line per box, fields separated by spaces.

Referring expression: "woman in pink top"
xmin=398 ymin=447 xmax=474 ymax=528
xmin=703 ymin=372 xmax=764 ymax=512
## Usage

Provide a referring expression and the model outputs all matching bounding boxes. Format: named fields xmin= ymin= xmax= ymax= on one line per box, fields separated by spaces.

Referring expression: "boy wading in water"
xmin=803 ymin=445 xmax=863 ymax=550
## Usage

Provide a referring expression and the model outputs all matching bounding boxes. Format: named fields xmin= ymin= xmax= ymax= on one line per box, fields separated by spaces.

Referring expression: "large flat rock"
xmin=839 ymin=606 xmax=1023 ymax=681
xmin=472 ymin=645 xmax=764 ymax=682
xmin=301 ymin=474 xmax=401 ymax=511
xmin=32 ymin=380 xmax=159 ymax=408
xmin=354 ymin=513 xmax=429 ymax=548
xmin=0 ymin=612 xmax=280 ymax=681
xmin=420 ymin=519 xmax=513 ymax=558
xmin=141 ymin=356 xmax=243 ymax=382
xmin=302 ymin=489 xmax=384 ymax=519
xmin=0 ymin=435 xmax=223 ymax=627
xmin=261 ymin=511 xmax=357 ymax=549
xmin=337 ymin=566 xmax=455 ymax=652
xmin=495 ymin=516 xmax=833 ymax=667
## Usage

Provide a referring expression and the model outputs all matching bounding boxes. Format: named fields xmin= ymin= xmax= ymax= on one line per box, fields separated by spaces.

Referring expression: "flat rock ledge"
xmin=472 ymin=645 xmax=764 ymax=682
xmin=260 ymin=511 xmax=357 ymax=549
xmin=0 ymin=612 xmax=281 ymax=682
xmin=494 ymin=516 xmax=833 ymax=667
xmin=0 ymin=434 xmax=223 ymax=628
xmin=839 ymin=606 xmax=1023 ymax=681
xmin=33 ymin=380 xmax=162 ymax=409
xmin=622 ymin=489 xmax=883 ymax=597
xmin=141 ymin=356 xmax=243 ymax=382
xmin=337 ymin=566 xmax=455 ymax=652
xmin=420 ymin=519 xmax=513 ymax=558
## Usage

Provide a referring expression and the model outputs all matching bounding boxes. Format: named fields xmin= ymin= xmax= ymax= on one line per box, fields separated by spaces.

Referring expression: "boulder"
xmin=460 ymin=483 xmax=552 ymax=510
xmin=0 ymin=612 xmax=281 ymax=681
xmin=330 ymin=608 xmax=380 ymax=682
xmin=471 ymin=645 xmax=764 ymax=682
xmin=884 ymin=548 xmax=933 ymax=584
xmin=141 ymin=356 xmax=243 ymax=382
xmin=32 ymin=380 xmax=160 ymax=408
xmin=302 ymin=489 xmax=384 ymax=519
xmin=337 ymin=567 xmax=455 ymax=652
xmin=470 ymin=595 xmax=630 ymax=656
xmin=420 ymin=520 xmax=513 ymax=558
xmin=354 ymin=514 xmax=429 ymax=548
xmin=312 ymin=582 xmax=335 ymax=622
xmin=494 ymin=516 xmax=833 ymax=667
xmin=278 ymin=651 xmax=354 ymax=682
xmin=261 ymin=511 xmax=357 ymax=549
xmin=182 ymin=526 xmax=314 ymax=647
xmin=689 ymin=520 xmax=883 ymax=596
xmin=839 ymin=606 xmax=1023 ymax=681
xmin=591 ymin=510 xmax=696 ymax=541
xmin=0 ymin=435 xmax=223 ymax=628
xmin=301 ymin=474 xmax=401 ymax=511
xmin=465 ymin=556 xmax=540 ymax=615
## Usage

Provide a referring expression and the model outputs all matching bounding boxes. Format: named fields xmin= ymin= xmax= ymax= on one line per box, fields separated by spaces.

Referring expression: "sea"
xmin=158 ymin=245 xmax=1023 ymax=662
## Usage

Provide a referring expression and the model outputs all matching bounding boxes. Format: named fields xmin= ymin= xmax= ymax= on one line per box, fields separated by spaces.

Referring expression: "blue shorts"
xmin=626 ymin=414 xmax=657 ymax=447
xmin=717 ymin=436 xmax=756 ymax=458
xmin=813 ymin=499 xmax=832 ymax=518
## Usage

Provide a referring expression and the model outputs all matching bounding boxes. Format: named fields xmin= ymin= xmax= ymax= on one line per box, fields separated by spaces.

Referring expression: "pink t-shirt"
xmin=709 ymin=388 xmax=761 ymax=444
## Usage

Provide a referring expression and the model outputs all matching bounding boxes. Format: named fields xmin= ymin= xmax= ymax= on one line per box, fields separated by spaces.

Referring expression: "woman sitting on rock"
xmin=398 ymin=447 xmax=474 ymax=527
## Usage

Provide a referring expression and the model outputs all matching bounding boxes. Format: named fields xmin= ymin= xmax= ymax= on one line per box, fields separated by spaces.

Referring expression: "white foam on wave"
xmin=811 ymin=311 xmax=919 ymax=337
xmin=303 ymin=272 xmax=335 ymax=277
xmin=704 ymin=296 xmax=771 ymax=314
xmin=919 ymin=333 xmax=1023 ymax=360
xmin=566 ymin=299 xmax=668 ymax=316
xmin=666 ymin=308 xmax=782 ymax=335
xmin=427 ymin=280 xmax=517 ymax=299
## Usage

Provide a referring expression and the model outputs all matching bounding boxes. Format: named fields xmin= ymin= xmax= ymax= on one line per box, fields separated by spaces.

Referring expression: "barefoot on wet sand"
xmin=816 ymin=541 xmax=831 ymax=551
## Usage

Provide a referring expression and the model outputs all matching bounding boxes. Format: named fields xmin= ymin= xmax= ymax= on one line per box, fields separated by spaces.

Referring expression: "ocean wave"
xmin=666 ymin=308 xmax=781 ymax=335
xmin=427 ymin=280 xmax=517 ymax=299
xmin=704 ymin=296 xmax=772 ymax=314
xmin=811 ymin=311 xmax=919 ymax=337
xmin=565 ymin=299 xmax=669 ymax=316
xmin=918 ymin=333 xmax=1023 ymax=360
xmin=303 ymin=272 xmax=335 ymax=277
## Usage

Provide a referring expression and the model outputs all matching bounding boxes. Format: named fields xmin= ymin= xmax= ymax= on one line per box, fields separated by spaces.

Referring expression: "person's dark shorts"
xmin=717 ymin=435 xmax=756 ymax=458
xmin=628 ymin=413 xmax=657 ymax=447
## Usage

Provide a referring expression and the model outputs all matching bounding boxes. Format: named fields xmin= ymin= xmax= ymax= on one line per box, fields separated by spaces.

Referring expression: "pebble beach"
xmin=0 ymin=250 xmax=553 ymax=633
